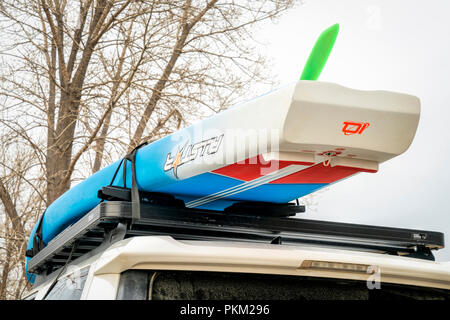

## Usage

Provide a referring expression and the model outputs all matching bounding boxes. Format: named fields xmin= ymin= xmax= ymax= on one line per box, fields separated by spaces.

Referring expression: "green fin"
xmin=300 ymin=23 xmax=339 ymax=81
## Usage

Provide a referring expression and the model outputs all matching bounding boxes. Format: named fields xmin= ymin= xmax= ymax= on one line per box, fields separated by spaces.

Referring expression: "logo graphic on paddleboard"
xmin=342 ymin=121 xmax=370 ymax=135
xmin=164 ymin=134 xmax=224 ymax=179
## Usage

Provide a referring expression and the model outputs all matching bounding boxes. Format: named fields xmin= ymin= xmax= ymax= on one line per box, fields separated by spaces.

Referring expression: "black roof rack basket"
xmin=27 ymin=196 xmax=445 ymax=278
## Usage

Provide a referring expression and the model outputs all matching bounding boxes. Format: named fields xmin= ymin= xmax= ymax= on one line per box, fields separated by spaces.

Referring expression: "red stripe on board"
xmin=269 ymin=163 xmax=377 ymax=184
xmin=212 ymin=156 xmax=314 ymax=181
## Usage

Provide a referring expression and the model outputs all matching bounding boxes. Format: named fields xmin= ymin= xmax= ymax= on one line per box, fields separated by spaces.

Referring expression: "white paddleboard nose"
xmin=281 ymin=80 xmax=420 ymax=169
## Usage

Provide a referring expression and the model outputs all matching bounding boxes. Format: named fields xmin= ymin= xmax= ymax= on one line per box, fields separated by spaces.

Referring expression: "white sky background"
xmin=255 ymin=0 xmax=450 ymax=261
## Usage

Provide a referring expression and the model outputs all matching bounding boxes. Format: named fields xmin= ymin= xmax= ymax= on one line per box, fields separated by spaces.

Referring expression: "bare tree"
xmin=0 ymin=0 xmax=295 ymax=298
xmin=0 ymin=130 xmax=46 ymax=299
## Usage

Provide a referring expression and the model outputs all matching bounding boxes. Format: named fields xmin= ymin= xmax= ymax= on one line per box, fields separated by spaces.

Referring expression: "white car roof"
xmin=77 ymin=236 xmax=450 ymax=290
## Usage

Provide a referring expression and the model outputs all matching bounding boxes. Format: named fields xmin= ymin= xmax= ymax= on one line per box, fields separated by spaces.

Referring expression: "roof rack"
xmin=27 ymin=196 xmax=445 ymax=277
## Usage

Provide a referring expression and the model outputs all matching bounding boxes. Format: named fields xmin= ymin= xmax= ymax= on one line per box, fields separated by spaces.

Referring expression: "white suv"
xmin=23 ymin=235 xmax=450 ymax=300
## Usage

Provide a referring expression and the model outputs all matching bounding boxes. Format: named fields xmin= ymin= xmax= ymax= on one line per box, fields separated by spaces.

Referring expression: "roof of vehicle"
xmin=28 ymin=235 xmax=450 ymax=297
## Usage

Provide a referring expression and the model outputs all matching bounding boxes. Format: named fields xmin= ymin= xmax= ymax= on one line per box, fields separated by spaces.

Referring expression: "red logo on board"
xmin=342 ymin=121 xmax=370 ymax=135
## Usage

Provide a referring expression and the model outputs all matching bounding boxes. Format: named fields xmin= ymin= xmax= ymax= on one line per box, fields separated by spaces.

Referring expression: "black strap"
xmin=42 ymin=241 xmax=79 ymax=300
xmin=110 ymin=158 xmax=125 ymax=187
xmin=99 ymin=158 xmax=125 ymax=204
xmin=126 ymin=143 xmax=147 ymax=224
xmin=111 ymin=142 xmax=148 ymax=225
xmin=26 ymin=212 xmax=46 ymax=258
xmin=28 ymin=143 xmax=147 ymax=259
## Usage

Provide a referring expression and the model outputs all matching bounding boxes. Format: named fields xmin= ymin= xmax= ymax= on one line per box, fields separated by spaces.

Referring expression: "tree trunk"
xmin=0 ymin=178 xmax=23 ymax=232
xmin=93 ymin=108 xmax=113 ymax=173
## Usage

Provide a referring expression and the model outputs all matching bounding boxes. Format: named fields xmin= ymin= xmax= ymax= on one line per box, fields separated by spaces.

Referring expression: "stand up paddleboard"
xmin=25 ymin=24 xmax=421 ymax=281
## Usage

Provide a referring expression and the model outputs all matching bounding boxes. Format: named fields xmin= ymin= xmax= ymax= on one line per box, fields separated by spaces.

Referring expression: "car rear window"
xmin=116 ymin=270 xmax=450 ymax=300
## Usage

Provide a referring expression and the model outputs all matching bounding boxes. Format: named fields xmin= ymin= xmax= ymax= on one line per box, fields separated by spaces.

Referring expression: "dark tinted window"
xmin=116 ymin=270 xmax=149 ymax=300
xmin=118 ymin=270 xmax=450 ymax=300
xmin=44 ymin=267 xmax=90 ymax=300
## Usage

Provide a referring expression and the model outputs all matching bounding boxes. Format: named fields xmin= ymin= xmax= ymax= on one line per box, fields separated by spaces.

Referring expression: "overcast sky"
xmin=256 ymin=0 xmax=450 ymax=261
